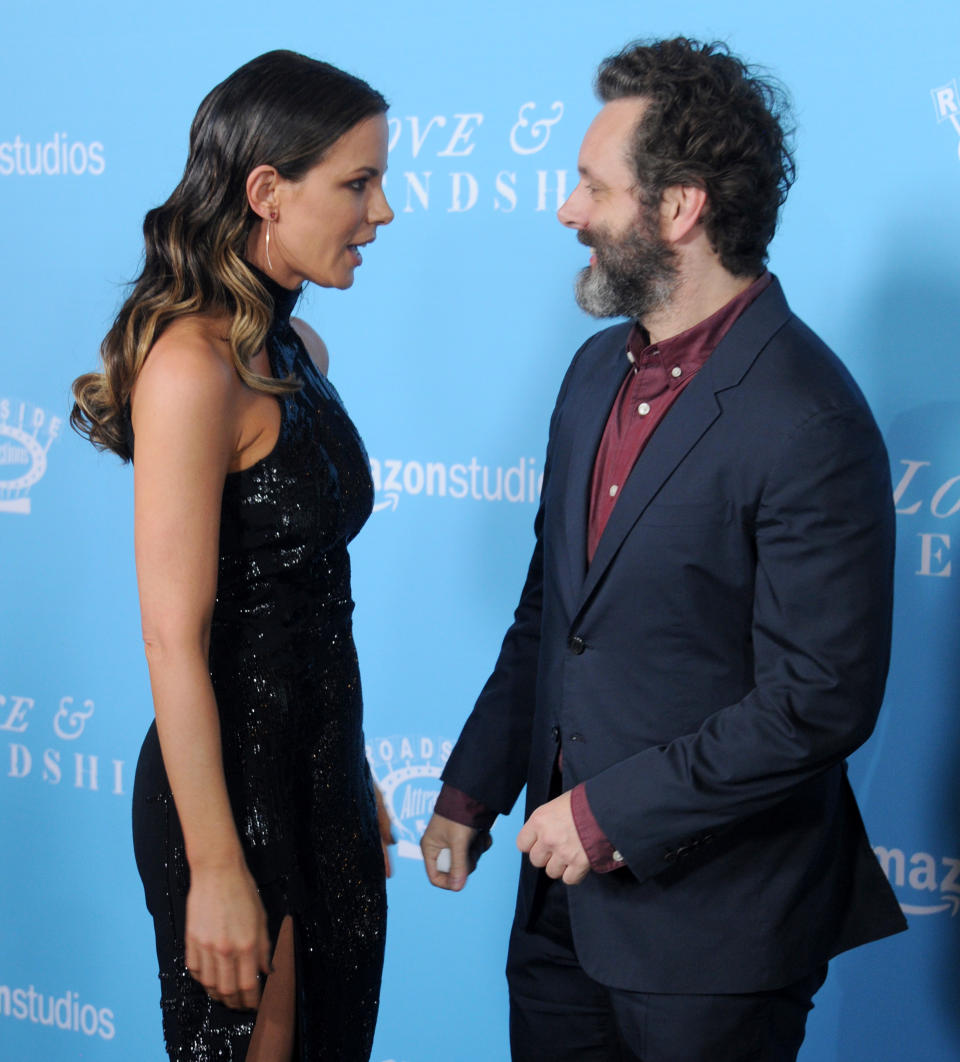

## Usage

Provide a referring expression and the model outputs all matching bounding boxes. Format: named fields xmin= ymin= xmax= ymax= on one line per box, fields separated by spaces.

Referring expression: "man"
xmin=421 ymin=38 xmax=906 ymax=1061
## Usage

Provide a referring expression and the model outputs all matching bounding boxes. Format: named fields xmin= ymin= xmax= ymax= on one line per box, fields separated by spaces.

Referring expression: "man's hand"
xmin=517 ymin=791 xmax=590 ymax=885
xmin=421 ymin=813 xmax=492 ymax=891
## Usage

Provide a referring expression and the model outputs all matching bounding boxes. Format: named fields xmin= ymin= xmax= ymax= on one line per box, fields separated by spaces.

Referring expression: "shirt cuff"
xmin=434 ymin=784 xmax=498 ymax=832
xmin=570 ymin=783 xmax=624 ymax=873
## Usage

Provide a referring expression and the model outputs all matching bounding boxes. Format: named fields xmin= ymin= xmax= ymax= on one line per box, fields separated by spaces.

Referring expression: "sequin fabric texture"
xmin=131 ymin=274 xmax=385 ymax=1061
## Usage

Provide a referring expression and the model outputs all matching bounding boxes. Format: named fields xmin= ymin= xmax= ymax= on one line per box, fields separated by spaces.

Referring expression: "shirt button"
xmin=671 ymin=366 xmax=682 ymax=378
xmin=612 ymin=850 xmax=624 ymax=863
xmin=608 ymin=484 xmax=618 ymax=497
xmin=626 ymin=350 xmax=635 ymax=364
xmin=637 ymin=402 xmax=651 ymax=416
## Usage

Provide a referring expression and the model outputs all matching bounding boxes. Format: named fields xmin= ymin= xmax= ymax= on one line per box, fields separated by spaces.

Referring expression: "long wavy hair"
xmin=71 ymin=50 xmax=387 ymax=460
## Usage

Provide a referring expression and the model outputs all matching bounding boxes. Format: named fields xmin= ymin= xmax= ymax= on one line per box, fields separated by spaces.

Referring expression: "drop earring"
xmin=265 ymin=210 xmax=277 ymax=271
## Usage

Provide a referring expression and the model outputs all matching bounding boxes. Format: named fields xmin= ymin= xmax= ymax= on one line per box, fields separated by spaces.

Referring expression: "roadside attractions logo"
xmin=2 ymin=692 xmax=127 ymax=800
xmin=0 ymin=981 xmax=115 ymax=1040
xmin=875 ymin=845 xmax=960 ymax=917
xmin=0 ymin=398 xmax=63 ymax=514
xmin=931 ymin=79 xmax=960 ymax=161
xmin=385 ymin=101 xmax=568 ymax=214
xmin=366 ymin=735 xmax=452 ymax=862
xmin=369 ymin=455 xmax=543 ymax=513
xmin=0 ymin=134 xmax=105 ymax=176
xmin=893 ymin=457 xmax=959 ymax=578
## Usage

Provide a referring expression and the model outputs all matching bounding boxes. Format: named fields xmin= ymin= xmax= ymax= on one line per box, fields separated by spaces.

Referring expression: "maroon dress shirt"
xmin=437 ymin=273 xmax=773 ymax=871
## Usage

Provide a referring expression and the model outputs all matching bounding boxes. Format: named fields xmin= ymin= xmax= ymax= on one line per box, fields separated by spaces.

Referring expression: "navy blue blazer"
xmin=443 ymin=279 xmax=907 ymax=993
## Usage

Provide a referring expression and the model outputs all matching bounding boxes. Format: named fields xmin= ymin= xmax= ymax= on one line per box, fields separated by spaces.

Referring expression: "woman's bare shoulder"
xmin=132 ymin=316 xmax=238 ymax=431
xmin=291 ymin=317 xmax=329 ymax=376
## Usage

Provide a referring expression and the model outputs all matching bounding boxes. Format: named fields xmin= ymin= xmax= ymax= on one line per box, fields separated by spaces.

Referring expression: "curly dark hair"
xmin=597 ymin=37 xmax=795 ymax=277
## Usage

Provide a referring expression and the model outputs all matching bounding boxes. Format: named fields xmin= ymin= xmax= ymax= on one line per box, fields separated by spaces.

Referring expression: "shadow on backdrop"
xmin=838 ymin=253 xmax=960 ymax=1058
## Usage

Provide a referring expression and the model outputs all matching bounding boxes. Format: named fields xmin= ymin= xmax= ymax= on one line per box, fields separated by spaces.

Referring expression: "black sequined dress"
xmin=132 ymin=272 xmax=385 ymax=1061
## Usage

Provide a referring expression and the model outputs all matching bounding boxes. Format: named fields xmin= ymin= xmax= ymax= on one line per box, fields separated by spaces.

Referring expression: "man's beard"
xmin=574 ymin=207 xmax=679 ymax=321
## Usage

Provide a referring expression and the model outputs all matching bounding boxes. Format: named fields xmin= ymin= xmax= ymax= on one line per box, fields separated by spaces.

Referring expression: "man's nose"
xmin=557 ymin=184 xmax=585 ymax=229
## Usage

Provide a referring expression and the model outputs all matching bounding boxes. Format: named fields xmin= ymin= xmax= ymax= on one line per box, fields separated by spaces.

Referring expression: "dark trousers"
xmin=507 ymin=876 xmax=827 ymax=1062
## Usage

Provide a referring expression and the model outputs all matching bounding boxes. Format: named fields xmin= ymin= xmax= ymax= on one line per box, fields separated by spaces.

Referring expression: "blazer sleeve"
xmin=584 ymin=405 xmax=896 ymax=883
xmin=440 ymin=340 xmax=588 ymax=813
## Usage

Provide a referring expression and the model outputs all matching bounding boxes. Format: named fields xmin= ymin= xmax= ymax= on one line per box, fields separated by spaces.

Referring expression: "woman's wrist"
xmin=186 ymin=839 xmax=247 ymax=875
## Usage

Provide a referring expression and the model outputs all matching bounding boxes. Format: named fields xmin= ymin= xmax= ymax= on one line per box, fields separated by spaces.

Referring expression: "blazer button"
xmin=568 ymin=635 xmax=586 ymax=655
xmin=550 ymin=726 xmax=560 ymax=741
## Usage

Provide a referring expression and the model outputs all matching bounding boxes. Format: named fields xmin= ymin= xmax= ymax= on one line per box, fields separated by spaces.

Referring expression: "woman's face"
xmin=258 ymin=113 xmax=394 ymax=289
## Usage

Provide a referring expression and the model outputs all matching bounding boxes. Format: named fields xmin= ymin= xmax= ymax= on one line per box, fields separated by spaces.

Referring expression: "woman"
xmin=71 ymin=50 xmax=395 ymax=1061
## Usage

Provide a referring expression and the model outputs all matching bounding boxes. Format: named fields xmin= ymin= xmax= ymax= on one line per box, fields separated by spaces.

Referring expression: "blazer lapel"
xmin=575 ymin=373 xmax=721 ymax=616
xmin=573 ymin=278 xmax=794 ymax=622
xmin=552 ymin=328 xmax=629 ymax=605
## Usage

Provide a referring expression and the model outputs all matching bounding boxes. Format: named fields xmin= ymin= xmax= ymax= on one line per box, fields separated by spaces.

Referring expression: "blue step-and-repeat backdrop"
xmin=2 ymin=1 xmax=959 ymax=1059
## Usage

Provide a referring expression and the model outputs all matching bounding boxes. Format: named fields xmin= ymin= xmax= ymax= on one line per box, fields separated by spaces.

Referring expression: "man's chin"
xmin=574 ymin=266 xmax=623 ymax=319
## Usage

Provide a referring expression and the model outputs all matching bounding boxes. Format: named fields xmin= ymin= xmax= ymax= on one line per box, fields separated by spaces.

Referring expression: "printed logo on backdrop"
xmin=0 ymin=398 xmax=63 ymax=514
xmin=369 ymin=456 xmax=543 ymax=513
xmin=0 ymin=134 xmax=105 ymax=176
xmin=875 ymin=845 xmax=960 ymax=916
xmin=893 ymin=458 xmax=959 ymax=578
xmin=366 ymin=735 xmax=451 ymax=861
xmin=0 ymin=982 xmax=114 ymax=1040
xmin=931 ymin=79 xmax=960 ymax=162
xmin=2 ymin=692 xmax=126 ymax=798
xmin=385 ymin=102 xmax=568 ymax=214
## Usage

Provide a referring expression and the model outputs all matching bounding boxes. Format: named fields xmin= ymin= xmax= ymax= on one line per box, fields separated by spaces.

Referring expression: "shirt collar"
xmin=626 ymin=271 xmax=772 ymax=388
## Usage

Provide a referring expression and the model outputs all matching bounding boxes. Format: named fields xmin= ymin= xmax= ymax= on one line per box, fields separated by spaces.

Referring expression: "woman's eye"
xmin=348 ymin=178 xmax=369 ymax=191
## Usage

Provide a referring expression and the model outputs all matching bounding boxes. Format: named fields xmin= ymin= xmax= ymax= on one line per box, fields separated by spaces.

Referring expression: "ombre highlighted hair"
xmin=71 ymin=49 xmax=387 ymax=459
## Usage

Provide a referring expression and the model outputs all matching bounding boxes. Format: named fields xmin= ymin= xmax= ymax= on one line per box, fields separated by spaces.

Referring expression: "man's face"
xmin=558 ymin=98 xmax=679 ymax=320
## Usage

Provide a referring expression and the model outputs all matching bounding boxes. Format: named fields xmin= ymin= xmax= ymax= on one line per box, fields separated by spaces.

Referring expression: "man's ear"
xmin=659 ymin=184 xmax=708 ymax=243
xmin=246 ymin=165 xmax=280 ymax=219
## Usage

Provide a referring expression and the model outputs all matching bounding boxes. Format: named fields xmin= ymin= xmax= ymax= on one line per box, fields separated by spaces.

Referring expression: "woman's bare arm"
xmin=132 ymin=327 xmax=271 ymax=1010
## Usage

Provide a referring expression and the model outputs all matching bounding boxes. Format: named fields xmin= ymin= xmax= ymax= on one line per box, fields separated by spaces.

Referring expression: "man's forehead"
xmin=578 ymin=97 xmax=648 ymax=177
xmin=585 ymin=98 xmax=648 ymax=144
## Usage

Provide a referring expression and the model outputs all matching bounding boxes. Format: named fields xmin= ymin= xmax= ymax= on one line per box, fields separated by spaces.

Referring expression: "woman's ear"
xmin=246 ymin=165 xmax=280 ymax=219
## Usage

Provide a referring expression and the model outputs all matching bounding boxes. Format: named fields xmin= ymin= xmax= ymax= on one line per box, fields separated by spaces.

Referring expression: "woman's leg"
xmin=246 ymin=914 xmax=296 ymax=1062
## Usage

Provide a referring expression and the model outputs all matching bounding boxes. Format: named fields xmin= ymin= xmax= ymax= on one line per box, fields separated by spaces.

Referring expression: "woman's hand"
xmin=374 ymin=784 xmax=396 ymax=878
xmin=184 ymin=861 xmax=273 ymax=1010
